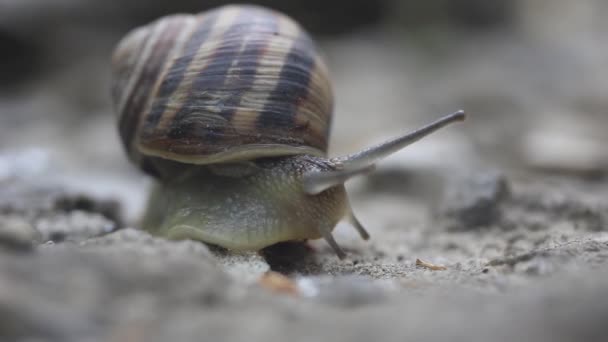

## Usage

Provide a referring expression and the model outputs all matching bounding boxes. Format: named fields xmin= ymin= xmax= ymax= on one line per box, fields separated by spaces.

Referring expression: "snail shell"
xmin=111 ymin=5 xmax=333 ymax=176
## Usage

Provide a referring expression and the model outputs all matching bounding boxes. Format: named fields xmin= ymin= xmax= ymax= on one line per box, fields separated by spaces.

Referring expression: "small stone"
xmin=35 ymin=211 xmax=116 ymax=243
xmin=0 ymin=215 xmax=42 ymax=251
xmin=437 ymin=171 xmax=511 ymax=231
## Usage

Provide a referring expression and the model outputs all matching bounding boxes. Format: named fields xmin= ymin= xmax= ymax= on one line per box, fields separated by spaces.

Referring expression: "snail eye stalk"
xmin=302 ymin=111 xmax=466 ymax=194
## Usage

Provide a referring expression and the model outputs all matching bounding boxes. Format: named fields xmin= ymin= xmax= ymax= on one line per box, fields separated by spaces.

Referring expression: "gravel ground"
xmin=1 ymin=172 xmax=607 ymax=342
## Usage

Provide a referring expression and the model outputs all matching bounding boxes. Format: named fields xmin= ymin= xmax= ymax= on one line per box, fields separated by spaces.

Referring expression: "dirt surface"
xmin=1 ymin=1 xmax=608 ymax=341
xmin=1 ymin=161 xmax=607 ymax=342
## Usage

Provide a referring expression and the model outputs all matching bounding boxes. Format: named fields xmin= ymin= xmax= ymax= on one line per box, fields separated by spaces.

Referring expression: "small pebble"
xmin=35 ymin=211 xmax=116 ymax=242
xmin=437 ymin=171 xmax=511 ymax=231
xmin=0 ymin=215 xmax=42 ymax=251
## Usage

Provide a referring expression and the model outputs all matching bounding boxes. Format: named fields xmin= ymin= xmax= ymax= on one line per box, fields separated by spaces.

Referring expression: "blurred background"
xmin=1 ymin=0 xmax=607 ymax=221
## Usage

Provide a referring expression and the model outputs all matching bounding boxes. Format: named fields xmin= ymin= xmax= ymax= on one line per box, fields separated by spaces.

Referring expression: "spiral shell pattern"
xmin=111 ymin=5 xmax=333 ymax=174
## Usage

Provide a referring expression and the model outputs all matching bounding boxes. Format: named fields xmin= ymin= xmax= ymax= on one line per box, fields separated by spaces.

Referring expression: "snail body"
xmin=111 ymin=5 xmax=465 ymax=258
xmin=142 ymin=155 xmax=348 ymax=252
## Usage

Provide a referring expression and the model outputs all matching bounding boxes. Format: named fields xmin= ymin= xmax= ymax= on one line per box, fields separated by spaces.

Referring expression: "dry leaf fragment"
xmin=416 ymin=258 xmax=447 ymax=271
xmin=258 ymin=271 xmax=299 ymax=296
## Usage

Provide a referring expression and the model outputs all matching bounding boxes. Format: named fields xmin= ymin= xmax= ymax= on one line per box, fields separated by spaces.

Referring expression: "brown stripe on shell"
xmin=310 ymin=54 xmax=334 ymax=123
xmin=292 ymin=54 xmax=334 ymax=152
xmin=300 ymin=53 xmax=334 ymax=145
xmin=116 ymin=17 xmax=185 ymax=157
xmin=140 ymin=7 xmax=281 ymax=156
xmin=166 ymin=7 xmax=281 ymax=149
xmin=146 ymin=9 xmax=314 ymax=157
xmin=165 ymin=8 xmax=273 ymax=143
xmin=214 ymin=9 xmax=279 ymax=123
xmin=254 ymin=28 xmax=321 ymax=148
xmin=140 ymin=8 xmax=225 ymax=132
xmin=111 ymin=27 xmax=149 ymax=116
xmin=112 ymin=23 xmax=161 ymax=126
xmin=142 ymin=6 xmax=241 ymax=136
xmin=229 ymin=13 xmax=299 ymax=136
xmin=132 ymin=16 xmax=199 ymax=174
xmin=114 ymin=18 xmax=174 ymax=120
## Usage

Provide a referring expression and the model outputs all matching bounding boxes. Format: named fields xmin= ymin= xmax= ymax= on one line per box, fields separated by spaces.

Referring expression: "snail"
xmin=111 ymin=4 xmax=465 ymax=259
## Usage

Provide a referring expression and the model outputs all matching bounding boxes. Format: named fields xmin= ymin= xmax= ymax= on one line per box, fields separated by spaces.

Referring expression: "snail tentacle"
xmin=334 ymin=110 xmax=466 ymax=170
xmin=302 ymin=164 xmax=376 ymax=195
xmin=316 ymin=223 xmax=347 ymax=260
xmin=347 ymin=210 xmax=370 ymax=240
xmin=301 ymin=111 xmax=466 ymax=195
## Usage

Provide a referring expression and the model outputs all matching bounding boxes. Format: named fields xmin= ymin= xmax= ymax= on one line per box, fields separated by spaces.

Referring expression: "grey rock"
xmin=437 ymin=171 xmax=511 ymax=231
xmin=0 ymin=215 xmax=42 ymax=251
xmin=53 ymin=193 xmax=123 ymax=228
xmin=35 ymin=211 xmax=116 ymax=243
